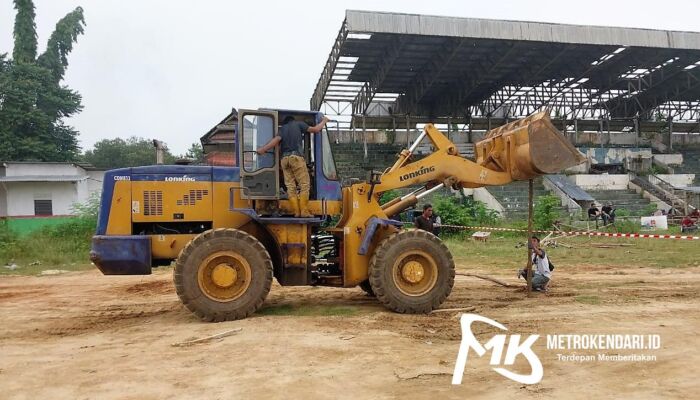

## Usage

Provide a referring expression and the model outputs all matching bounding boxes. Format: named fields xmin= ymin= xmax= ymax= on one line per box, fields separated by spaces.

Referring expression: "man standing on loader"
xmin=257 ymin=115 xmax=329 ymax=217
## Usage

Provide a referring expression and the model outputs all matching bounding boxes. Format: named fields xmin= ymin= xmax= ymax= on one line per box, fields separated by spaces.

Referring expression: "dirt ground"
xmin=1 ymin=262 xmax=699 ymax=399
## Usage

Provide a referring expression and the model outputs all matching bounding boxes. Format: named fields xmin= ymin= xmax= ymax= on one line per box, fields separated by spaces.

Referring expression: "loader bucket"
xmin=474 ymin=111 xmax=585 ymax=181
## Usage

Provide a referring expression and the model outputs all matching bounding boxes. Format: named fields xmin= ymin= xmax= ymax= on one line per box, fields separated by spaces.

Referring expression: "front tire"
xmin=174 ymin=229 xmax=273 ymax=322
xmin=369 ymin=230 xmax=455 ymax=313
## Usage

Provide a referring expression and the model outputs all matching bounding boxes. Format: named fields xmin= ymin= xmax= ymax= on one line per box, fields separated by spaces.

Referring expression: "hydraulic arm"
xmin=376 ymin=111 xmax=584 ymax=216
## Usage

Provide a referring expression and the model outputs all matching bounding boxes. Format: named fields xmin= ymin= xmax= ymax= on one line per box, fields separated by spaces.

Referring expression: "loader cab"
xmin=236 ymin=109 xmax=342 ymax=203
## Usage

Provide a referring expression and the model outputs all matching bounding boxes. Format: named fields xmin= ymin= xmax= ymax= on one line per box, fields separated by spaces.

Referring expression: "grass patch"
xmin=575 ymin=295 xmax=601 ymax=305
xmin=444 ymin=234 xmax=700 ymax=271
xmin=257 ymin=304 xmax=360 ymax=317
xmin=1 ymin=197 xmax=97 ymax=275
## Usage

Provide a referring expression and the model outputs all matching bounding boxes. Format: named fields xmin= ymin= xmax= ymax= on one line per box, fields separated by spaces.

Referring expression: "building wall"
xmin=574 ymin=147 xmax=652 ymax=165
xmin=5 ymin=163 xmax=82 ymax=176
xmin=655 ymin=174 xmax=696 ymax=187
xmin=5 ymin=181 xmax=79 ymax=216
xmin=0 ymin=184 xmax=7 ymax=216
xmin=0 ymin=165 xmax=105 ymax=217
xmin=672 ymin=133 xmax=700 ymax=147
xmin=654 ymin=154 xmax=684 ymax=165
xmin=569 ymin=174 xmax=630 ymax=190
xmin=5 ymin=216 xmax=77 ymax=236
xmin=87 ymin=171 xmax=105 ymax=193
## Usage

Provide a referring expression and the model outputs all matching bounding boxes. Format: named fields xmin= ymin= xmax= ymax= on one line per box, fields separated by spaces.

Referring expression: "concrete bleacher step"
xmin=331 ymin=143 xmax=405 ymax=180
xmin=415 ymin=143 xmax=475 ymax=159
xmin=486 ymin=178 xmax=570 ymax=219
xmin=332 ymin=141 xmax=476 ymax=181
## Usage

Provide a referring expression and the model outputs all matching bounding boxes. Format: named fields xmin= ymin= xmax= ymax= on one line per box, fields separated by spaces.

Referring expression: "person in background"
xmin=689 ymin=208 xmax=699 ymax=222
xmin=601 ymin=202 xmax=616 ymax=226
xmin=587 ymin=204 xmax=600 ymax=228
xmin=414 ymin=204 xmax=434 ymax=234
xmin=517 ymin=236 xmax=552 ymax=291
xmin=681 ymin=215 xmax=698 ymax=233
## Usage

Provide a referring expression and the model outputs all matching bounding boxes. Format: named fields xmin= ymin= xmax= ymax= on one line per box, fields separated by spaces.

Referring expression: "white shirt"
xmin=533 ymin=250 xmax=551 ymax=279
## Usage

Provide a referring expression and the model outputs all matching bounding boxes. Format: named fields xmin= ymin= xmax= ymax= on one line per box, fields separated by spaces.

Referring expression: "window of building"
xmin=34 ymin=200 xmax=53 ymax=216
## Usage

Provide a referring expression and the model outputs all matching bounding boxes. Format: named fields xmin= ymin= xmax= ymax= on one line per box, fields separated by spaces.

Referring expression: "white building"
xmin=0 ymin=162 xmax=104 ymax=217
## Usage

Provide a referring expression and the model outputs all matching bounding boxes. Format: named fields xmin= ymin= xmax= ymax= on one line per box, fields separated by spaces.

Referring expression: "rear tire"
xmin=174 ymin=228 xmax=273 ymax=322
xmin=369 ymin=230 xmax=454 ymax=313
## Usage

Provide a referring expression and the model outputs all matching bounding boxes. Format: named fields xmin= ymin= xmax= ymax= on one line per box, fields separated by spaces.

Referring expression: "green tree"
xmin=0 ymin=1 xmax=85 ymax=161
xmin=184 ymin=142 xmax=204 ymax=164
xmin=82 ymin=137 xmax=176 ymax=169
xmin=431 ymin=194 xmax=499 ymax=234
xmin=379 ymin=189 xmax=401 ymax=205
xmin=533 ymin=195 xmax=561 ymax=230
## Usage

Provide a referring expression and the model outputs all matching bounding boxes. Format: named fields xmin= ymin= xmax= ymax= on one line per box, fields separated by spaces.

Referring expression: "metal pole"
xmin=668 ymin=117 xmax=674 ymax=151
xmin=447 ymin=117 xmax=452 ymax=141
xmin=406 ymin=115 xmax=410 ymax=147
xmin=362 ymin=114 xmax=367 ymax=160
xmin=468 ymin=115 xmax=473 ymax=143
xmin=526 ymin=179 xmax=534 ymax=294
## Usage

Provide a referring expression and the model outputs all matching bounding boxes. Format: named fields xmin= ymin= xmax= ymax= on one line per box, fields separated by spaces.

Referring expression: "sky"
xmin=1 ymin=0 xmax=699 ymax=154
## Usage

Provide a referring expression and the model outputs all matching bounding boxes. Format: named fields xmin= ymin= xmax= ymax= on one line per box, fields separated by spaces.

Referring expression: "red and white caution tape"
xmin=440 ymin=225 xmax=553 ymax=234
xmin=437 ymin=224 xmax=700 ymax=240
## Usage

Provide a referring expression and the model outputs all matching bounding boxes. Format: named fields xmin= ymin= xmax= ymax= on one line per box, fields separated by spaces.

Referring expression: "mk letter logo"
xmin=452 ymin=314 xmax=543 ymax=385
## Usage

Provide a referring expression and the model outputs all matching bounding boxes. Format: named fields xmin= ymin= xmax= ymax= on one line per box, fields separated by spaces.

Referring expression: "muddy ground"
xmin=1 ymin=263 xmax=699 ymax=399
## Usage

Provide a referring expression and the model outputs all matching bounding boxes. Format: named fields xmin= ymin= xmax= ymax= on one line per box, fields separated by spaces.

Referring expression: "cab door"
xmin=238 ymin=110 xmax=279 ymax=199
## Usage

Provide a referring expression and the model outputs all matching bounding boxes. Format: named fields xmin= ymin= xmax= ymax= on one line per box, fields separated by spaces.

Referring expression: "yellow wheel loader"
xmin=90 ymin=109 xmax=583 ymax=321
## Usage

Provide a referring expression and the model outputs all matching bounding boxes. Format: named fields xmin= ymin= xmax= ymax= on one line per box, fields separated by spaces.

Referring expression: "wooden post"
xmin=526 ymin=179 xmax=534 ymax=294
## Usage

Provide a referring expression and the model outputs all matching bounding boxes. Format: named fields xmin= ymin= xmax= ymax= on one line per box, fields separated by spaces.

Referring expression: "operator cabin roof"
xmin=311 ymin=10 xmax=700 ymax=129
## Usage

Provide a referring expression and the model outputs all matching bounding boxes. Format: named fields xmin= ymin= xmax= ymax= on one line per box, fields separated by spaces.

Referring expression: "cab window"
xmin=321 ymin=129 xmax=338 ymax=180
xmin=242 ymin=114 xmax=275 ymax=172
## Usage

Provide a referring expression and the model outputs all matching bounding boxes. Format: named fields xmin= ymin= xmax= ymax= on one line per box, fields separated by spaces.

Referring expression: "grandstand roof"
xmin=311 ymin=10 xmax=700 ymax=131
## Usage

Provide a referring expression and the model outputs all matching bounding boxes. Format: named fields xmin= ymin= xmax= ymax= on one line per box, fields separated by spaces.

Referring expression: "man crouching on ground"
xmin=517 ymin=236 xmax=552 ymax=291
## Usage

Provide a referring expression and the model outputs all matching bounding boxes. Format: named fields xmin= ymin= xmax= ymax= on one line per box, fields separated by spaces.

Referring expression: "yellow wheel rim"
xmin=197 ymin=251 xmax=252 ymax=302
xmin=391 ymin=250 xmax=438 ymax=297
